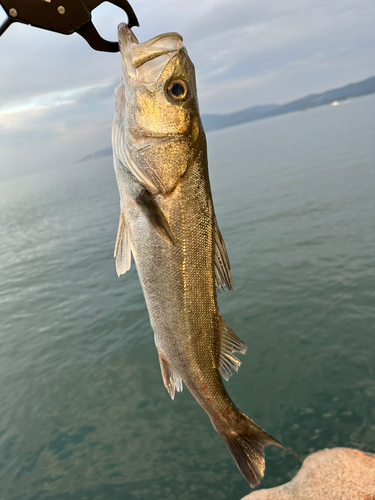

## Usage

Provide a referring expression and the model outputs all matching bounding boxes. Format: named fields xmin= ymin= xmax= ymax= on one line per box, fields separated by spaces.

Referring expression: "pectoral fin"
xmin=158 ymin=352 xmax=183 ymax=400
xmin=218 ymin=313 xmax=247 ymax=381
xmin=137 ymin=189 xmax=175 ymax=244
xmin=214 ymin=217 xmax=233 ymax=291
xmin=114 ymin=213 xmax=132 ymax=277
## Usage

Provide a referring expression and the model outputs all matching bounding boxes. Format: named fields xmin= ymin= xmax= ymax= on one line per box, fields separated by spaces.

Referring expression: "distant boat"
xmin=330 ymin=101 xmax=340 ymax=106
xmin=301 ymin=106 xmax=307 ymax=111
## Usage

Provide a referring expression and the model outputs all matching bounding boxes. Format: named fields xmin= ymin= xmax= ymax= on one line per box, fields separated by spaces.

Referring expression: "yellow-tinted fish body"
xmin=112 ymin=23 xmax=296 ymax=487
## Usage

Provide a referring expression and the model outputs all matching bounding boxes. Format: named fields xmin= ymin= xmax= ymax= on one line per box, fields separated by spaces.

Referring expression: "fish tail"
xmin=215 ymin=412 xmax=299 ymax=488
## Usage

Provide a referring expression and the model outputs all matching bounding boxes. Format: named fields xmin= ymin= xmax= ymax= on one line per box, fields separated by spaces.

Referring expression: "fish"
xmin=112 ymin=23 xmax=297 ymax=487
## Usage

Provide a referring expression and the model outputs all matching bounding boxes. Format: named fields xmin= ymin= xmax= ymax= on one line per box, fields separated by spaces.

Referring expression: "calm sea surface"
xmin=0 ymin=94 xmax=374 ymax=500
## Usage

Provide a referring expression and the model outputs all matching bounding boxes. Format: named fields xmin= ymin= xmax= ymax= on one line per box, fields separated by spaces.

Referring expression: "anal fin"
xmin=158 ymin=351 xmax=183 ymax=400
xmin=114 ymin=212 xmax=132 ymax=277
xmin=218 ymin=313 xmax=247 ymax=381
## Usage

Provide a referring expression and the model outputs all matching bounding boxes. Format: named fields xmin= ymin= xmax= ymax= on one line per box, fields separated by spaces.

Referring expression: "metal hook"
xmin=0 ymin=0 xmax=139 ymax=52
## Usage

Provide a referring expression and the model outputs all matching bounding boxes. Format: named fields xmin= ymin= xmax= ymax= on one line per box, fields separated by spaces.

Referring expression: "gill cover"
xmin=112 ymin=24 xmax=201 ymax=196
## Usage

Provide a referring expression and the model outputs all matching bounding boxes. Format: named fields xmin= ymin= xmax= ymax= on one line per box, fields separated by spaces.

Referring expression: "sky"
xmin=1 ymin=0 xmax=374 ymax=180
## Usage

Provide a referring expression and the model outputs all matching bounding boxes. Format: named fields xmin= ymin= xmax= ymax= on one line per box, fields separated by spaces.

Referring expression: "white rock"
xmin=242 ymin=448 xmax=375 ymax=500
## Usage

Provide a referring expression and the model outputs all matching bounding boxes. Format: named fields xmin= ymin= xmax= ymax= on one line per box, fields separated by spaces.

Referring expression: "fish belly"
xmin=129 ymin=167 xmax=218 ymax=379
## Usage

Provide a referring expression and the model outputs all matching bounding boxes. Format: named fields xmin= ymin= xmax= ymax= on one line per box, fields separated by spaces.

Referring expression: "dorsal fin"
xmin=158 ymin=351 xmax=183 ymax=400
xmin=214 ymin=217 xmax=233 ymax=291
xmin=114 ymin=212 xmax=132 ymax=277
xmin=218 ymin=313 xmax=247 ymax=381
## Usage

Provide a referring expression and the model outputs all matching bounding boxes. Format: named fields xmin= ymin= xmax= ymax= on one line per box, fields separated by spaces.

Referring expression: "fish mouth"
xmin=118 ymin=22 xmax=183 ymax=48
xmin=118 ymin=23 xmax=183 ymax=70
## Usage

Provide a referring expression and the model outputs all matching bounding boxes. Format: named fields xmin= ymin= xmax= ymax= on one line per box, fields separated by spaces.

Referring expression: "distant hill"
xmin=202 ymin=104 xmax=280 ymax=132
xmin=202 ymin=75 xmax=375 ymax=132
xmin=76 ymin=75 xmax=375 ymax=163
xmin=75 ymin=147 xmax=113 ymax=164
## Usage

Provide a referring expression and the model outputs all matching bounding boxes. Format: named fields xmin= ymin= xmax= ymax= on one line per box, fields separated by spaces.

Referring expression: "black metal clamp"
xmin=0 ymin=0 xmax=139 ymax=52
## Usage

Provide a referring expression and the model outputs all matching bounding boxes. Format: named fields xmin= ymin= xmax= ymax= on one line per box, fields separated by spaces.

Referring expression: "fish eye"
xmin=167 ymin=79 xmax=189 ymax=102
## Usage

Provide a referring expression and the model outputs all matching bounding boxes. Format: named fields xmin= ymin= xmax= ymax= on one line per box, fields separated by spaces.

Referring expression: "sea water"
xmin=0 ymin=94 xmax=374 ymax=500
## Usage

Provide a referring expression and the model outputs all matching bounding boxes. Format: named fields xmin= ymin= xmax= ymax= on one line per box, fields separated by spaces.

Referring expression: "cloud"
xmin=184 ymin=0 xmax=375 ymax=70
xmin=0 ymin=80 xmax=116 ymax=180
xmin=0 ymin=0 xmax=374 ymax=179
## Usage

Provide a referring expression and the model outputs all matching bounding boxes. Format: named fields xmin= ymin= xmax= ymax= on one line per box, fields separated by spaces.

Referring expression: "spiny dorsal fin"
xmin=114 ymin=212 xmax=132 ymax=277
xmin=137 ymin=189 xmax=175 ymax=245
xmin=158 ymin=351 xmax=183 ymax=400
xmin=214 ymin=217 xmax=233 ymax=291
xmin=218 ymin=313 xmax=247 ymax=381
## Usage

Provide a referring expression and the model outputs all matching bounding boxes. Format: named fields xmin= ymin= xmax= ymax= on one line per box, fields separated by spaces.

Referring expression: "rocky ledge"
xmin=242 ymin=447 xmax=375 ymax=500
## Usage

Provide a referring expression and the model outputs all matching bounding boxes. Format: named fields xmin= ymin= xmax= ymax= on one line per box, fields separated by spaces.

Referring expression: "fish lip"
xmin=137 ymin=136 xmax=183 ymax=151
xmin=141 ymin=32 xmax=183 ymax=45
xmin=118 ymin=23 xmax=138 ymax=78
xmin=118 ymin=22 xmax=139 ymax=47
xmin=128 ymin=133 xmax=185 ymax=154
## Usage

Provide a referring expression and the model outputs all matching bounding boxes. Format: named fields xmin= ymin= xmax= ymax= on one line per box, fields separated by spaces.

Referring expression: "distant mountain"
xmin=202 ymin=104 xmax=280 ymax=132
xmin=76 ymin=75 xmax=375 ymax=163
xmin=75 ymin=147 xmax=113 ymax=164
xmin=262 ymin=75 xmax=375 ymax=119
xmin=202 ymin=75 xmax=375 ymax=132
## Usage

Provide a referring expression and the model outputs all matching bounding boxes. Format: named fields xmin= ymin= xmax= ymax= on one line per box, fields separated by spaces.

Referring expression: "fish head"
xmin=113 ymin=24 xmax=204 ymax=194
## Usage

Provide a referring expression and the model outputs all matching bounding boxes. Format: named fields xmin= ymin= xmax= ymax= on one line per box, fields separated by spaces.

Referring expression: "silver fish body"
xmin=112 ymin=23 xmax=296 ymax=487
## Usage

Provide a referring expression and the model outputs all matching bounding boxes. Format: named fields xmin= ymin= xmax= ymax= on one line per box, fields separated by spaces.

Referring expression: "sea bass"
xmin=112 ymin=23 xmax=295 ymax=487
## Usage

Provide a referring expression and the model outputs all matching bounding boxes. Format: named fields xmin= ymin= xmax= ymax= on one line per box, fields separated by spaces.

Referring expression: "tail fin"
xmin=218 ymin=413 xmax=299 ymax=488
